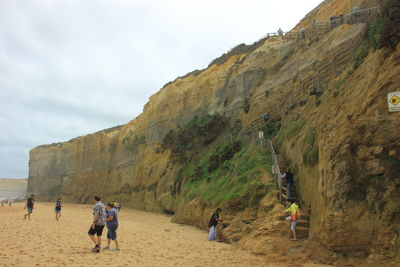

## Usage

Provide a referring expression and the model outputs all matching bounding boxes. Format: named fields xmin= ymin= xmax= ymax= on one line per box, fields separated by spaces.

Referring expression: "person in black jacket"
xmin=282 ymin=168 xmax=294 ymax=198
xmin=208 ymin=208 xmax=223 ymax=241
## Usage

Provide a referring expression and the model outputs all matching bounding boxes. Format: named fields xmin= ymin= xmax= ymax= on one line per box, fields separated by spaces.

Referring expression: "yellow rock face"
xmin=28 ymin=0 xmax=400 ymax=260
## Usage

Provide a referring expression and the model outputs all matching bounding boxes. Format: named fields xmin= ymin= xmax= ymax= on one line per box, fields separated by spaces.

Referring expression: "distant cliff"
xmin=28 ymin=0 xmax=400 ymax=263
xmin=0 ymin=178 xmax=27 ymax=199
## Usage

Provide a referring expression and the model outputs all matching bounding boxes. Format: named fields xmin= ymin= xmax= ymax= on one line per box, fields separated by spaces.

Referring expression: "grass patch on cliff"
xmin=303 ymin=128 xmax=319 ymax=166
xmin=275 ymin=120 xmax=306 ymax=148
xmin=181 ymin=142 xmax=272 ymax=208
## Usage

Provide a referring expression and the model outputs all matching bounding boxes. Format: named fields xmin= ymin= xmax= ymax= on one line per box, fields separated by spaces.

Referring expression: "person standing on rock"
xmin=23 ymin=194 xmax=35 ymax=219
xmin=88 ymin=196 xmax=107 ymax=253
xmin=104 ymin=203 xmax=120 ymax=251
xmin=54 ymin=197 xmax=62 ymax=221
xmin=284 ymin=198 xmax=300 ymax=241
xmin=278 ymin=27 xmax=283 ymax=37
xmin=282 ymin=168 xmax=294 ymax=198
xmin=208 ymin=208 xmax=223 ymax=241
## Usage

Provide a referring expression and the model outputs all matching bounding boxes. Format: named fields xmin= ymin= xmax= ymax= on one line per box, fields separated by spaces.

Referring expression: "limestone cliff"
xmin=28 ymin=0 xmax=400 ymax=263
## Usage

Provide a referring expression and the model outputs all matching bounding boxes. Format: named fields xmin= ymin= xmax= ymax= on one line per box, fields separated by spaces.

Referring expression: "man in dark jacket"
xmin=282 ymin=168 xmax=294 ymax=198
xmin=208 ymin=208 xmax=223 ymax=241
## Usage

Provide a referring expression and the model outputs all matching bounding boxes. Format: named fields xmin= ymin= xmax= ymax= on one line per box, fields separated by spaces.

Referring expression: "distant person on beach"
xmin=8 ymin=199 xmax=12 ymax=206
xmin=283 ymin=198 xmax=300 ymax=241
xmin=208 ymin=208 xmax=223 ymax=241
xmin=104 ymin=203 xmax=120 ymax=251
xmin=281 ymin=168 xmax=294 ymax=198
xmin=88 ymin=196 xmax=106 ymax=253
xmin=55 ymin=197 xmax=62 ymax=220
xmin=24 ymin=194 xmax=35 ymax=219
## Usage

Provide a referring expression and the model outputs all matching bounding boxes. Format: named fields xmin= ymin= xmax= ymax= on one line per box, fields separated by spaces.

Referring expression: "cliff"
xmin=28 ymin=0 xmax=400 ymax=263
xmin=0 ymin=178 xmax=27 ymax=199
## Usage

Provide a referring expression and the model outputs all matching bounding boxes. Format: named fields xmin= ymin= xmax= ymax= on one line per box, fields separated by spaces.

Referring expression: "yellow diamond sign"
xmin=390 ymin=95 xmax=399 ymax=105
xmin=388 ymin=92 xmax=400 ymax=112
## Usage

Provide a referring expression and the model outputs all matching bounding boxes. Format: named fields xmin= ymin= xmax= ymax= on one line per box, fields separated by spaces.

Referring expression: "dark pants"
xmin=287 ymin=182 xmax=293 ymax=198
xmin=107 ymin=225 xmax=118 ymax=240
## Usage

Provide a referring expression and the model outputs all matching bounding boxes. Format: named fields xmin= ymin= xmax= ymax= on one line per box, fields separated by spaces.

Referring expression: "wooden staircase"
xmin=273 ymin=145 xmax=311 ymax=240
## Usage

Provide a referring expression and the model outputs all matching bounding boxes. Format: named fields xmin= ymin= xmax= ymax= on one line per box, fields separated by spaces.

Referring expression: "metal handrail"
xmin=267 ymin=139 xmax=283 ymax=198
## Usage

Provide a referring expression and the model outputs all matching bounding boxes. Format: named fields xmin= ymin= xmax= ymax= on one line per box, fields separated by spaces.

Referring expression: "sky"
xmin=0 ymin=0 xmax=322 ymax=178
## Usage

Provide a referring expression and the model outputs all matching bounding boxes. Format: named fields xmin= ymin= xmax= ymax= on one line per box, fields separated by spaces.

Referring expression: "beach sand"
xmin=0 ymin=202 xmax=330 ymax=266
xmin=0 ymin=202 xmax=280 ymax=266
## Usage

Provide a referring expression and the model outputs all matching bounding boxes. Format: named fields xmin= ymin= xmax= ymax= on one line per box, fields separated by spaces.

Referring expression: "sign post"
xmin=388 ymin=92 xmax=400 ymax=112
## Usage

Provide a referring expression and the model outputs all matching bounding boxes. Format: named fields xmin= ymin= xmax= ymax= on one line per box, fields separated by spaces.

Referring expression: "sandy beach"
xmin=0 ymin=202 xmax=277 ymax=267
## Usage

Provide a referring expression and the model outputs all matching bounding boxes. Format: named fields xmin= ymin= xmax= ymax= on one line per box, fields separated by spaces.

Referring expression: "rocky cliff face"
xmin=28 ymin=0 xmax=400 ymax=262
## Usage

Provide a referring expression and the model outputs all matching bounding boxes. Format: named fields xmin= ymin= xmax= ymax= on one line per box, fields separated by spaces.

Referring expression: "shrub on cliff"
xmin=259 ymin=119 xmax=281 ymax=139
xmin=202 ymin=140 xmax=242 ymax=173
xmin=379 ymin=0 xmax=400 ymax=49
xmin=123 ymin=134 xmax=145 ymax=151
xmin=162 ymin=113 xmax=229 ymax=161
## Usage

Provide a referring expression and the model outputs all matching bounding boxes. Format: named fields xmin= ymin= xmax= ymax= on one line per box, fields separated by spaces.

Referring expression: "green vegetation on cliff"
xmin=176 ymin=141 xmax=272 ymax=209
xmin=304 ymin=128 xmax=319 ymax=166
xmin=162 ymin=113 xmax=229 ymax=162
xmin=380 ymin=0 xmax=400 ymax=49
xmin=275 ymin=120 xmax=306 ymax=148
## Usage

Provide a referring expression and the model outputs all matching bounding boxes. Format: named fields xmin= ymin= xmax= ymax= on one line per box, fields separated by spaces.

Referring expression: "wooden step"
xmin=299 ymin=214 xmax=310 ymax=221
xmin=296 ymin=226 xmax=309 ymax=238
xmin=296 ymin=220 xmax=310 ymax=227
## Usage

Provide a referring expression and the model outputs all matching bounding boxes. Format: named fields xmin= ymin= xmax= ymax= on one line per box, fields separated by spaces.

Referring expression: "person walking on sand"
xmin=283 ymin=198 xmax=300 ymax=241
xmin=54 ymin=197 xmax=62 ymax=221
xmin=104 ymin=203 xmax=120 ymax=251
xmin=88 ymin=196 xmax=106 ymax=253
xmin=208 ymin=208 xmax=223 ymax=241
xmin=24 ymin=194 xmax=35 ymax=219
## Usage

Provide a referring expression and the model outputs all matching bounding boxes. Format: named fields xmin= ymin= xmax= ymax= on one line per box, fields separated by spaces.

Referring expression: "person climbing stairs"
xmin=270 ymin=141 xmax=311 ymax=240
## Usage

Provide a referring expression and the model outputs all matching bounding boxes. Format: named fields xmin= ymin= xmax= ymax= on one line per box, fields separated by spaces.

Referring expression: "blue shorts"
xmin=54 ymin=209 xmax=61 ymax=213
xmin=27 ymin=207 xmax=33 ymax=213
xmin=107 ymin=225 xmax=118 ymax=240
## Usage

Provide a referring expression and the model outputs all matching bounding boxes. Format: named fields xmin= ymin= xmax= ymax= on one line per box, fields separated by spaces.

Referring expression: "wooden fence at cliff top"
xmin=297 ymin=6 xmax=380 ymax=90
xmin=300 ymin=28 xmax=366 ymax=90
xmin=151 ymin=6 xmax=381 ymax=136
xmin=264 ymin=5 xmax=380 ymax=42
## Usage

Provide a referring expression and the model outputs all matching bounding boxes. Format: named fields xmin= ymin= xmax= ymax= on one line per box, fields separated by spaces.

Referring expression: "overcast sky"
xmin=0 ymin=0 xmax=322 ymax=178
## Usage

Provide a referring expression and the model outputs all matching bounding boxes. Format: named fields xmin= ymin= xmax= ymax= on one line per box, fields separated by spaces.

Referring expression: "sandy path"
xmin=0 ymin=202 xmax=274 ymax=266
